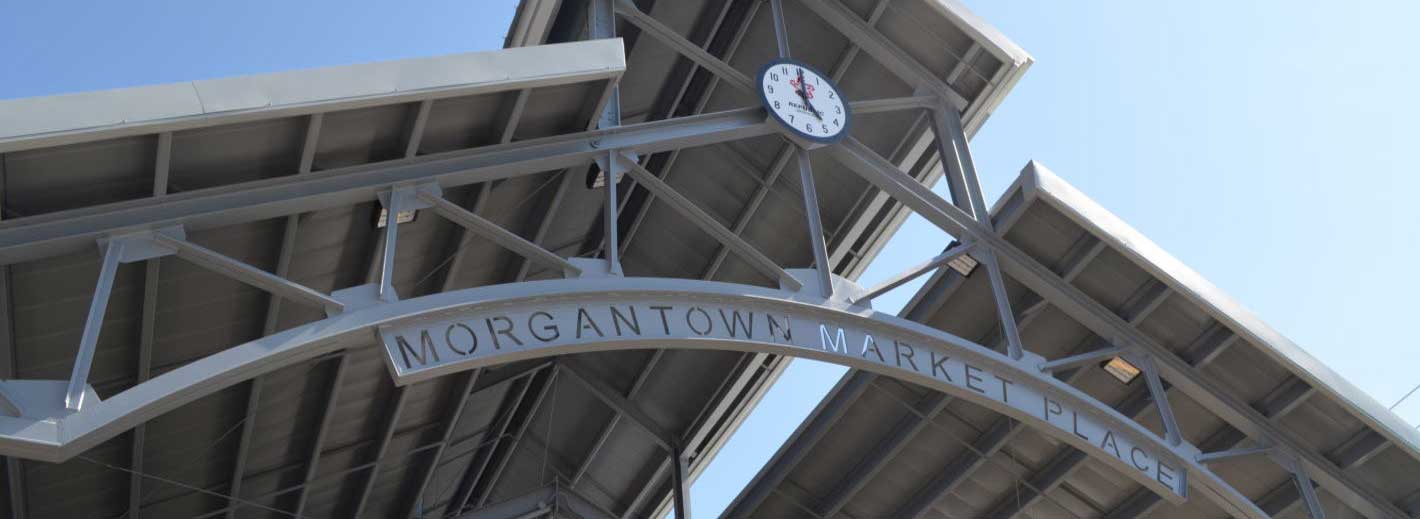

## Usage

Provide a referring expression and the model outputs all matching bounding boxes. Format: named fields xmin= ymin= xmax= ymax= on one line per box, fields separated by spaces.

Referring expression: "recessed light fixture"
xmin=948 ymin=252 xmax=979 ymax=276
xmin=1101 ymin=356 xmax=1142 ymax=384
xmin=585 ymin=163 xmax=624 ymax=189
xmin=375 ymin=208 xmax=418 ymax=228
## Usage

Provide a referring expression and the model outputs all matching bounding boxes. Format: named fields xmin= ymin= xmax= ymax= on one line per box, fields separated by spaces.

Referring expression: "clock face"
xmin=758 ymin=59 xmax=849 ymax=144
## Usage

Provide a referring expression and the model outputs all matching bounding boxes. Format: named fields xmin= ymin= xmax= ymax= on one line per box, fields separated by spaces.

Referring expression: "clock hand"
xmin=795 ymin=70 xmax=823 ymax=120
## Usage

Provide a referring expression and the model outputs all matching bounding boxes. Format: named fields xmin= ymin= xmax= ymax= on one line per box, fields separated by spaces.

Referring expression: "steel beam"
xmin=0 ymin=106 xmax=778 ymax=265
xmin=456 ymin=484 xmax=616 ymax=519
xmin=894 ymin=417 xmax=1017 ymax=519
xmin=603 ymin=152 xmax=623 ymax=275
xmin=795 ymin=149 xmax=835 ymax=297
xmin=292 ymin=353 xmax=350 ymax=517
xmin=467 ymin=367 xmax=559 ymax=510
xmin=405 ymin=370 xmax=479 ymax=519
xmin=514 ymin=173 xmax=573 ymax=281
xmin=0 ymin=257 xmax=24 ymax=518
xmin=570 ymin=351 xmax=663 ymax=486
xmin=560 ymin=359 xmax=674 ymax=452
xmin=154 ymin=233 xmax=344 ymax=314
xmin=897 ymin=270 xmax=1175 ymax=519
xmin=446 ymin=367 xmax=541 ymax=517
xmin=129 ymin=130 xmax=172 ymax=518
xmin=405 ymin=100 xmax=434 ymax=159
xmin=671 ymin=448 xmax=691 ymax=519
xmin=1328 ymin=429 xmax=1388 ymax=470
xmin=616 ymin=152 xmax=801 ymax=290
xmin=983 ymin=448 xmax=1089 ymax=519
xmin=854 ymin=242 xmax=975 ymax=303
xmin=1256 ymin=376 xmax=1315 ymax=419
xmin=351 ymin=386 xmax=410 ymax=518
xmin=1138 ymin=356 xmax=1183 ymax=446
xmin=1037 ymin=346 xmax=1124 ymax=374
xmin=829 ymin=145 xmax=1401 ymax=517
xmin=65 ymin=238 xmax=123 ymax=411
xmin=418 ymin=191 xmax=581 ymax=278
xmin=614 ymin=0 xmax=747 ymax=260
xmin=612 ymin=0 xmax=753 ymax=93
xmin=720 ymin=372 xmax=874 ymax=518
xmin=226 ymin=113 xmax=322 ymax=519
xmin=1197 ymin=446 xmax=1275 ymax=464
xmin=440 ymin=184 xmax=493 ymax=291
xmin=1290 ymin=461 xmax=1328 ymax=519
xmin=0 ymin=97 xmax=929 ymax=270
xmin=792 ymin=0 xmax=969 ymax=110
xmin=1101 ymin=487 xmax=1163 ymax=519
xmin=378 ymin=188 xmax=403 ymax=301
xmin=816 ymin=391 xmax=951 ymax=518
xmin=931 ymin=104 xmax=1023 ymax=360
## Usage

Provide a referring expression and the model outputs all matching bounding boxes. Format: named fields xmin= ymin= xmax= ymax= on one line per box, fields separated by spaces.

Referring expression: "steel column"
xmin=65 ymin=238 xmax=123 ymax=411
xmin=129 ymin=130 xmax=171 ymax=518
xmin=379 ymin=188 xmax=402 ymax=301
xmin=671 ymin=448 xmax=691 ymax=519
xmin=794 ymin=149 xmax=835 ymax=297
xmin=0 ymin=254 xmax=23 ymax=518
xmin=932 ymin=105 xmax=1024 ymax=360
xmin=603 ymin=151 xmax=623 ymax=275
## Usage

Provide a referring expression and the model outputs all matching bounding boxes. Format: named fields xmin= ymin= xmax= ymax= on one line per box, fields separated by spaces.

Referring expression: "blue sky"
xmin=4 ymin=0 xmax=1419 ymax=517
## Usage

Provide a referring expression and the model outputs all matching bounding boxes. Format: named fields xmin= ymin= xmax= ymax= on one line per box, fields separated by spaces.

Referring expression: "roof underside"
xmin=727 ymin=164 xmax=1420 ymax=519
xmin=0 ymin=0 xmax=1030 ymax=518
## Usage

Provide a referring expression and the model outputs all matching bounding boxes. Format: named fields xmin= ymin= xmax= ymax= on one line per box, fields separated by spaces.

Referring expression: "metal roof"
xmin=726 ymin=162 xmax=1420 ymax=519
xmin=0 ymin=1 xmax=1035 ymax=518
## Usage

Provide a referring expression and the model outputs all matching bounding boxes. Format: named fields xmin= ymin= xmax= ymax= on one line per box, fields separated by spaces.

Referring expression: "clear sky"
xmin=4 ymin=1 xmax=1418 ymax=518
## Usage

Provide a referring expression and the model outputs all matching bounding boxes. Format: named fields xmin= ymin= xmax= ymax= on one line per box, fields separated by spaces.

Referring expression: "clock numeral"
xmin=834 ymin=106 xmax=841 ymax=114
xmin=773 ymin=100 xmax=781 ymax=110
xmin=789 ymin=114 xmax=795 ymax=123
xmin=770 ymin=72 xmax=779 ymax=81
xmin=828 ymin=91 xmax=836 ymax=100
xmin=781 ymin=66 xmax=788 ymax=75
xmin=822 ymin=124 xmax=829 ymax=133
xmin=805 ymin=122 xmax=813 ymax=133
xmin=833 ymin=118 xmax=839 ymax=126
xmin=767 ymin=85 xmax=774 ymax=94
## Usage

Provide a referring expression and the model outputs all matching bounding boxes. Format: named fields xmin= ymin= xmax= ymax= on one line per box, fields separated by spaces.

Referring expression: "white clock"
xmin=758 ymin=58 xmax=850 ymax=146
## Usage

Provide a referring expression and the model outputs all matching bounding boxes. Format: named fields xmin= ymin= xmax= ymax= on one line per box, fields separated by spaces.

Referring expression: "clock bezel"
xmin=756 ymin=58 xmax=852 ymax=145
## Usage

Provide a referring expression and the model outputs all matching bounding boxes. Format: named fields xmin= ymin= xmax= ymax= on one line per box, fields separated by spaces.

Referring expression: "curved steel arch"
xmin=0 ymin=270 xmax=1265 ymax=518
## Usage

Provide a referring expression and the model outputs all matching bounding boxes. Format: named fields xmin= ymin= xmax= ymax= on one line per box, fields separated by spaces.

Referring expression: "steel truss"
xmin=0 ymin=2 xmax=1402 ymax=519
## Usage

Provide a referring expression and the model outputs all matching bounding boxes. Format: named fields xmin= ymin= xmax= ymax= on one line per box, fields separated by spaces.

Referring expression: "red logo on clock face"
xmin=790 ymin=78 xmax=815 ymax=99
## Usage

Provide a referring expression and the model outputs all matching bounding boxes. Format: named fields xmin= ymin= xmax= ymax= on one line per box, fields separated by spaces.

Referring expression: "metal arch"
xmin=0 ymin=272 xmax=1265 ymax=516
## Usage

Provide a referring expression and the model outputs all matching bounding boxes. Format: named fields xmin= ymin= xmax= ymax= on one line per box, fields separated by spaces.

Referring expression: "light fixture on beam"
xmin=1100 ymin=356 xmax=1142 ymax=384
xmin=375 ymin=208 xmax=418 ymax=228
xmin=947 ymin=251 xmax=978 ymax=276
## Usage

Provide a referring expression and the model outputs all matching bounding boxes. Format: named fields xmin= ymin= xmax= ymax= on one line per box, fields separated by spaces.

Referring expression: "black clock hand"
xmin=795 ymin=70 xmax=823 ymax=120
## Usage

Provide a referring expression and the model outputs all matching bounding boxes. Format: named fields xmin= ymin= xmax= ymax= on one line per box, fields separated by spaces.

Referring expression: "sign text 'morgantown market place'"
xmin=378 ymin=297 xmax=1188 ymax=499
